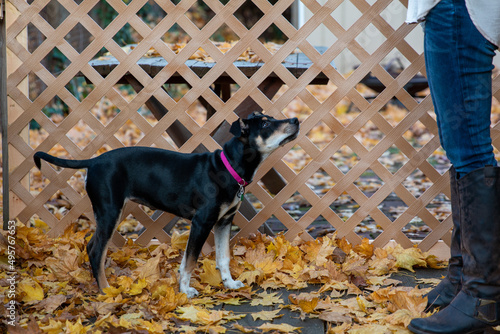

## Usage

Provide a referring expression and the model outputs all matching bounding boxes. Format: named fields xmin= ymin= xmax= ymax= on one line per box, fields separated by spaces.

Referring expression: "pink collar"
xmin=220 ymin=151 xmax=249 ymax=187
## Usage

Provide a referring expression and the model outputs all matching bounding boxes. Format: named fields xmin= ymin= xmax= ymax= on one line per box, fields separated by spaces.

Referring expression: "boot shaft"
xmin=458 ymin=166 xmax=500 ymax=300
xmin=447 ymin=166 xmax=463 ymax=283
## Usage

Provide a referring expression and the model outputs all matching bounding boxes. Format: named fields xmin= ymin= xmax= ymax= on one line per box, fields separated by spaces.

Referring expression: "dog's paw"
xmin=181 ymin=287 xmax=199 ymax=298
xmin=224 ymin=279 xmax=245 ymax=290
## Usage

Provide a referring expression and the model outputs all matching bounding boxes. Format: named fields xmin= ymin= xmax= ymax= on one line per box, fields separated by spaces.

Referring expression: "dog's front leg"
xmin=179 ymin=215 xmax=215 ymax=298
xmin=214 ymin=217 xmax=244 ymax=290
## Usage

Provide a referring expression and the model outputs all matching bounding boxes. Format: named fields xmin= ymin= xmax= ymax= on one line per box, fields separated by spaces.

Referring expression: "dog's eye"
xmin=262 ymin=121 xmax=270 ymax=128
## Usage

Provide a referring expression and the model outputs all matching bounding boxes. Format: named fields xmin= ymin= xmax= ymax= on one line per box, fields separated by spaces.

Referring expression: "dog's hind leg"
xmin=179 ymin=213 xmax=216 ymax=298
xmin=214 ymin=217 xmax=244 ymax=290
xmin=87 ymin=205 xmax=123 ymax=293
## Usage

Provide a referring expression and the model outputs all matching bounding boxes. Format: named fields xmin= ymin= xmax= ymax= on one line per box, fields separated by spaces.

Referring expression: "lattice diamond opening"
xmin=378 ymin=144 xmax=410 ymax=174
xmin=354 ymin=169 xmax=383 ymax=198
xmin=113 ymin=23 xmax=142 ymax=46
xmin=307 ymin=121 xmax=336 ymax=150
xmin=426 ymin=193 xmax=452 ymax=223
xmin=354 ymin=215 xmax=381 ymax=240
xmin=27 ymin=23 xmax=46 ymax=53
xmin=64 ymin=23 xmax=92 ymax=54
xmin=89 ymin=1 xmax=119 ymax=30
xmin=41 ymin=0 xmax=70 ymax=29
xmin=404 ymin=120 xmax=434 ymax=150
xmin=332 ymin=145 xmax=360 ymax=174
xmin=234 ymin=1 xmax=264 ymax=30
xmin=28 ymin=71 xmax=47 ymax=101
xmin=331 ymin=0 xmax=363 ymax=31
xmin=331 ymin=192 xmax=359 ymax=222
xmin=403 ymin=218 xmax=432 ymax=241
xmin=306 ymin=168 xmax=335 ymax=198
xmin=307 ymin=215 xmax=335 ymax=238
xmin=66 ymin=120 xmax=97 ymax=150
xmin=164 ymin=23 xmax=192 ymax=45
xmin=282 ymin=193 xmax=312 ymax=222
xmin=41 ymin=47 xmax=71 ymax=78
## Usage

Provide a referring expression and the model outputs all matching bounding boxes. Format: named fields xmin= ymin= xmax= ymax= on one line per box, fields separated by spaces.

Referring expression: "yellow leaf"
xmin=385 ymin=309 xmax=415 ymax=327
xmin=219 ymin=297 xmax=243 ymax=305
xmin=391 ymin=245 xmax=427 ymax=272
xmin=231 ymin=323 xmax=255 ymax=333
xmin=318 ymin=310 xmax=351 ymax=324
xmin=353 ymin=238 xmax=374 ymax=259
xmin=138 ymin=320 xmax=164 ymax=334
xmin=116 ymin=276 xmax=134 ymax=291
xmin=258 ymin=323 xmax=301 ymax=333
xmin=250 ymin=291 xmax=283 ymax=306
xmin=177 ymin=305 xmax=203 ymax=322
xmin=65 ymin=318 xmax=90 ymax=334
xmin=156 ymin=286 xmax=188 ymax=313
xmin=40 ymin=319 xmax=65 ymax=334
xmin=347 ymin=324 xmax=393 ymax=334
xmin=199 ymin=258 xmax=222 ymax=287
xmin=356 ymin=295 xmax=375 ymax=313
xmin=289 ymin=293 xmax=319 ymax=313
xmin=135 ymin=253 xmax=162 ymax=282
xmin=387 ymin=290 xmax=427 ymax=315
xmin=237 ymin=269 xmax=260 ymax=285
xmin=101 ymin=285 xmax=124 ymax=298
xmin=129 ymin=278 xmax=148 ymax=295
xmin=18 ymin=279 xmax=44 ymax=302
xmin=251 ymin=309 xmax=283 ymax=321
xmin=426 ymin=254 xmax=448 ymax=269
xmin=171 ymin=230 xmax=189 ymax=250
xmin=197 ymin=309 xmax=224 ymax=325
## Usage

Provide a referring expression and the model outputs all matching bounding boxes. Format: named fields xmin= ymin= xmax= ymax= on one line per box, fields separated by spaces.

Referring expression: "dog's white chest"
xmin=218 ymin=194 xmax=242 ymax=221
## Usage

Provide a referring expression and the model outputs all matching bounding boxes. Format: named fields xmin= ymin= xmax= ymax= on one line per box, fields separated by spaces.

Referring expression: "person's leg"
xmin=424 ymin=0 xmax=497 ymax=178
xmin=409 ymin=1 xmax=500 ymax=333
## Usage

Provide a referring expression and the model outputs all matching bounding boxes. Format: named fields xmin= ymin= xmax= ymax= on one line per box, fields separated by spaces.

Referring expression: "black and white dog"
xmin=34 ymin=112 xmax=299 ymax=297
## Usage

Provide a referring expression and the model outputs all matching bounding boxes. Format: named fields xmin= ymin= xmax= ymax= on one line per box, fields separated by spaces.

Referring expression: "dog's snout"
xmin=290 ymin=117 xmax=299 ymax=125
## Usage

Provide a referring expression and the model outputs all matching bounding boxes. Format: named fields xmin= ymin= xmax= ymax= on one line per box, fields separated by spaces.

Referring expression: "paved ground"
xmin=219 ymin=268 xmax=447 ymax=334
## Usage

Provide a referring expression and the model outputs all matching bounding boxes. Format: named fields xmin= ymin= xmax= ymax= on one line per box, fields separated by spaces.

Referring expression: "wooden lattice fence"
xmin=4 ymin=0 xmax=500 ymax=254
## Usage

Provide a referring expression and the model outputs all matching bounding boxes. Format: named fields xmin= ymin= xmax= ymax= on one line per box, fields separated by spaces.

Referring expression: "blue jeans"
xmin=424 ymin=0 xmax=498 ymax=177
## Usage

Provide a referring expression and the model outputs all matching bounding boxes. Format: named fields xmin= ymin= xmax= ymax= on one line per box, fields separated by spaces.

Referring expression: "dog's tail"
xmin=34 ymin=152 xmax=94 ymax=170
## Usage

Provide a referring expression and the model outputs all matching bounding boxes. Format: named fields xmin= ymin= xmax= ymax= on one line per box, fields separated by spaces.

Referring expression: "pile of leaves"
xmin=0 ymin=221 xmax=447 ymax=333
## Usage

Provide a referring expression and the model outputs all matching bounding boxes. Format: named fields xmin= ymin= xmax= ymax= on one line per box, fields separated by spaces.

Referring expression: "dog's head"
xmin=230 ymin=112 xmax=300 ymax=156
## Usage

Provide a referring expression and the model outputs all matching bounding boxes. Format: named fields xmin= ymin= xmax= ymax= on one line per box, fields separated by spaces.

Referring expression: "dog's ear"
xmin=250 ymin=111 xmax=263 ymax=118
xmin=230 ymin=119 xmax=249 ymax=138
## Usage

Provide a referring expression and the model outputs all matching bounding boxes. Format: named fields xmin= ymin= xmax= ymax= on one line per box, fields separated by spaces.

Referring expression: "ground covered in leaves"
xmin=1 ymin=221 xmax=448 ymax=333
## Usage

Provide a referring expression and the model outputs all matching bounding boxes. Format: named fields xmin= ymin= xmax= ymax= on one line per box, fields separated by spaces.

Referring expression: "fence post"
xmin=1 ymin=0 xmax=8 ymax=229
xmin=4 ymin=0 xmax=28 ymax=226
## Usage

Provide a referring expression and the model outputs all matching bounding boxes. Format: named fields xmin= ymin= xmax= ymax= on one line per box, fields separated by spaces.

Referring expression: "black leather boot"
xmin=409 ymin=166 xmax=500 ymax=334
xmin=425 ymin=167 xmax=463 ymax=311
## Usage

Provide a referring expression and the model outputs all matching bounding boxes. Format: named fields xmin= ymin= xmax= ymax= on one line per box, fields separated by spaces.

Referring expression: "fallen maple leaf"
xmin=18 ymin=278 xmax=44 ymax=303
xmin=258 ymin=323 xmax=301 ymax=333
xmin=135 ymin=253 xmax=162 ymax=282
xmin=199 ymin=258 xmax=222 ymax=287
xmin=128 ymin=278 xmax=148 ymax=295
xmin=32 ymin=294 xmax=66 ymax=313
xmin=231 ymin=323 xmax=255 ymax=333
xmin=391 ymin=245 xmax=427 ymax=272
xmin=353 ymin=238 xmax=375 ymax=259
xmin=251 ymin=309 xmax=284 ymax=321
xmin=319 ymin=310 xmax=352 ymax=324
xmin=250 ymin=291 xmax=283 ymax=306
xmin=289 ymin=293 xmax=320 ymax=313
